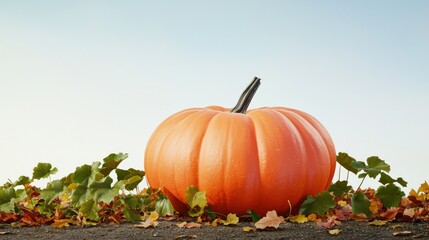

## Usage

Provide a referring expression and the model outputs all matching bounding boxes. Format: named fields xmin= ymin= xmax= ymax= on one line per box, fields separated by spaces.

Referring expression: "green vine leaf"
xmin=40 ymin=179 xmax=65 ymax=204
xmin=155 ymin=194 xmax=175 ymax=216
xmin=0 ymin=188 xmax=17 ymax=213
xmin=336 ymin=152 xmax=359 ymax=174
xmin=378 ymin=172 xmax=407 ymax=187
xmin=300 ymin=191 xmax=335 ymax=215
xmin=185 ymin=186 xmax=207 ymax=217
xmin=352 ymin=156 xmax=390 ymax=179
xmin=99 ymin=153 xmax=128 ymax=176
xmin=32 ymin=163 xmax=58 ymax=180
xmin=328 ymin=180 xmax=352 ymax=197
xmin=351 ymin=191 xmax=371 ymax=216
xmin=376 ymin=183 xmax=405 ymax=208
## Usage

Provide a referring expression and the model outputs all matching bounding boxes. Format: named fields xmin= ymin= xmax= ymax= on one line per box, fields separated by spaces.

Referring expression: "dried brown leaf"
xmin=393 ymin=231 xmax=412 ymax=236
xmin=176 ymin=221 xmax=201 ymax=228
xmin=255 ymin=210 xmax=285 ymax=230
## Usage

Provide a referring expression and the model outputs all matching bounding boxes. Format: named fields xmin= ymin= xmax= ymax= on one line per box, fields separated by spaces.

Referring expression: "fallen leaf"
xmin=368 ymin=220 xmax=387 ymax=226
xmin=174 ymin=235 xmax=197 ymax=239
xmin=242 ymin=226 xmax=255 ymax=232
xmin=403 ymin=208 xmax=415 ymax=218
xmin=412 ymin=233 xmax=428 ymax=238
xmin=289 ymin=214 xmax=308 ymax=223
xmin=391 ymin=224 xmax=405 ymax=230
xmin=134 ymin=218 xmax=159 ymax=228
xmin=337 ymin=200 xmax=347 ymax=207
xmin=51 ymin=219 xmax=71 ymax=228
xmin=317 ymin=216 xmax=341 ymax=229
xmin=0 ymin=231 xmax=10 ymax=235
xmin=220 ymin=213 xmax=239 ymax=225
xmin=307 ymin=213 xmax=320 ymax=222
xmin=393 ymin=231 xmax=412 ymax=236
xmin=379 ymin=208 xmax=398 ymax=221
xmin=328 ymin=229 xmax=342 ymax=235
xmin=176 ymin=221 xmax=201 ymax=228
xmin=255 ymin=210 xmax=285 ymax=229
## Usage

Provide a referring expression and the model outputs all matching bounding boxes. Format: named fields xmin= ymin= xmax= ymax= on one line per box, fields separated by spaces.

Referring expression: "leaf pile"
xmin=0 ymin=151 xmax=428 ymax=233
xmin=0 ymin=153 xmax=173 ymax=227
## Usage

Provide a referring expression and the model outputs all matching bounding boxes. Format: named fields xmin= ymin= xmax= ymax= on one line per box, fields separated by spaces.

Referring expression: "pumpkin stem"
xmin=231 ymin=77 xmax=261 ymax=114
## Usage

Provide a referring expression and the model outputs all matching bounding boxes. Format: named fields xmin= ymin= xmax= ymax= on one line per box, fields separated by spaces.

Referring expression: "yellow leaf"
xmin=418 ymin=181 xmax=429 ymax=193
xmin=289 ymin=214 xmax=308 ymax=223
xmin=368 ymin=220 xmax=387 ymax=226
xmin=391 ymin=224 xmax=405 ymax=230
xmin=337 ymin=200 xmax=347 ymax=207
xmin=242 ymin=226 xmax=255 ymax=232
xmin=134 ymin=218 xmax=159 ymax=228
xmin=307 ymin=213 xmax=320 ymax=222
xmin=51 ymin=219 xmax=70 ymax=228
xmin=255 ymin=210 xmax=285 ymax=229
xmin=328 ymin=229 xmax=342 ymax=235
xmin=220 ymin=213 xmax=239 ymax=225
xmin=149 ymin=211 xmax=159 ymax=221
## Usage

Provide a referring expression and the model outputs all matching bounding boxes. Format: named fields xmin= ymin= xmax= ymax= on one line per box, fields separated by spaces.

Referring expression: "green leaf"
xmin=185 ymin=186 xmax=208 ymax=217
xmin=32 ymin=162 xmax=58 ymax=180
xmin=99 ymin=153 xmax=128 ymax=176
xmin=13 ymin=176 xmax=32 ymax=186
xmin=0 ymin=188 xmax=17 ymax=212
xmin=351 ymin=191 xmax=371 ymax=216
xmin=122 ymin=194 xmax=139 ymax=209
xmin=378 ymin=172 xmax=407 ymax=187
xmin=336 ymin=152 xmax=359 ymax=174
xmin=73 ymin=164 xmax=92 ymax=184
xmin=328 ymin=180 xmax=352 ymax=197
xmin=155 ymin=194 xmax=175 ymax=216
xmin=300 ymin=191 xmax=335 ymax=215
xmin=205 ymin=207 xmax=217 ymax=220
xmin=352 ymin=157 xmax=390 ymax=179
xmin=247 ymin=210 xmax=261 ymax=222
xmin=88 ymin=176 xmax=118 ymax=203
xmin=375 ymin=183 xmax=405 ymax=208
xmin=119 ymin=173 xmax=144 ymax=191
xmin=80 ymin=199 xmax=100 ymax=221
xmin=40 ymin=179 xmax=65 ymax=203
xmin=71 ymin=184 xmax=89 ymax=207
xmin=123 ymin=207 xmax=141 ymax=223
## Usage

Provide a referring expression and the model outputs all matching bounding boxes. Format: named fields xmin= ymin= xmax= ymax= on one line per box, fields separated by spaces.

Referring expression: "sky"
xmin=1 ymin=1 xmax=428 ymax=193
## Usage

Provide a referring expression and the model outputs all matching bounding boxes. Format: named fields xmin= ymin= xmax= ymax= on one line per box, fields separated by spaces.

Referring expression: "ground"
xmin=1 ymin=220 xmax=428 ymax=240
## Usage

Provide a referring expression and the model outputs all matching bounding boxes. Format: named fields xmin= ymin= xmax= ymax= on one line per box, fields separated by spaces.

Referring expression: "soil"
xmin=1 ymin=221 xmax=428 ymax=240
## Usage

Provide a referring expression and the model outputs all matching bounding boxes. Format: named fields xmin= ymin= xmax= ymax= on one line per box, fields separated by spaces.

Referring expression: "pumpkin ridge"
xmin=276 ymin=109 xmax=331 ymax=195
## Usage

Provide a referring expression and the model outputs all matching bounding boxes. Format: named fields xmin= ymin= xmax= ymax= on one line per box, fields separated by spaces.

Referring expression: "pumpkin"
xmin=144 ymin=77 xmax=336 ymax=216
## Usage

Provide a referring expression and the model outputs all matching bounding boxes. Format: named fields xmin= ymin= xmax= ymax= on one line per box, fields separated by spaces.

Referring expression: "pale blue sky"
xmin=1 ymin=1 xmax=428 ymax=192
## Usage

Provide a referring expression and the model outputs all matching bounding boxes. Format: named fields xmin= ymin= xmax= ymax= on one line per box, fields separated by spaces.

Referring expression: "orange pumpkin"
xmin=144 ymin=77 xmax=336 ymax=216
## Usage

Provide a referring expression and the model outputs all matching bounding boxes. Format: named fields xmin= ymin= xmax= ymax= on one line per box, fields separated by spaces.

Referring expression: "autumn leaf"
xmin=220 ymin=213 xmax=239 ymax=225
xmin=243 ymin=226 xmax=255 ymax=232
xmin=392 ymin=231 xmax=412 ymax=236
xmin=368 ymin=220 xmax=387 ymax=226
xmin=176 ymin=221 xmax=201 ymax=228
xmin=289 ymin=214 xmax=308 ymax=223
xmin=307 ymin=213 xmax=320 ymax=222
xmin=255 ymin=210 xmax=285 ymax=229
xmin=379 ymin=208 xmax=398 ymax=221
xmin=328 ymin=229 xmax=342 ymax=235
xmin=317 ymin=216 xmax=341 ymax=229
xmin=51 ymin=219 xmax=71 ymax=228
xmin=134 ymin=211 xmax=159 ymax=228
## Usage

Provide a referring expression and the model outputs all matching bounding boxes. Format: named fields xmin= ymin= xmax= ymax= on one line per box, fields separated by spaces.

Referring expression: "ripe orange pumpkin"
xmin=144 ymin=77 xmax=336 ymax=216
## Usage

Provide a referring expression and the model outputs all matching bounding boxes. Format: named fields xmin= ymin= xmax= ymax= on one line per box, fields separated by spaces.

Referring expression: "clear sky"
xmin=1 ymin=1 xmax=428 ymax=192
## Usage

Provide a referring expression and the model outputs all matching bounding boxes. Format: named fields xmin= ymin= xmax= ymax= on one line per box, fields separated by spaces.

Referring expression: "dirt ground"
xmin=1 ymin=220 xmax=428 ymax=240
